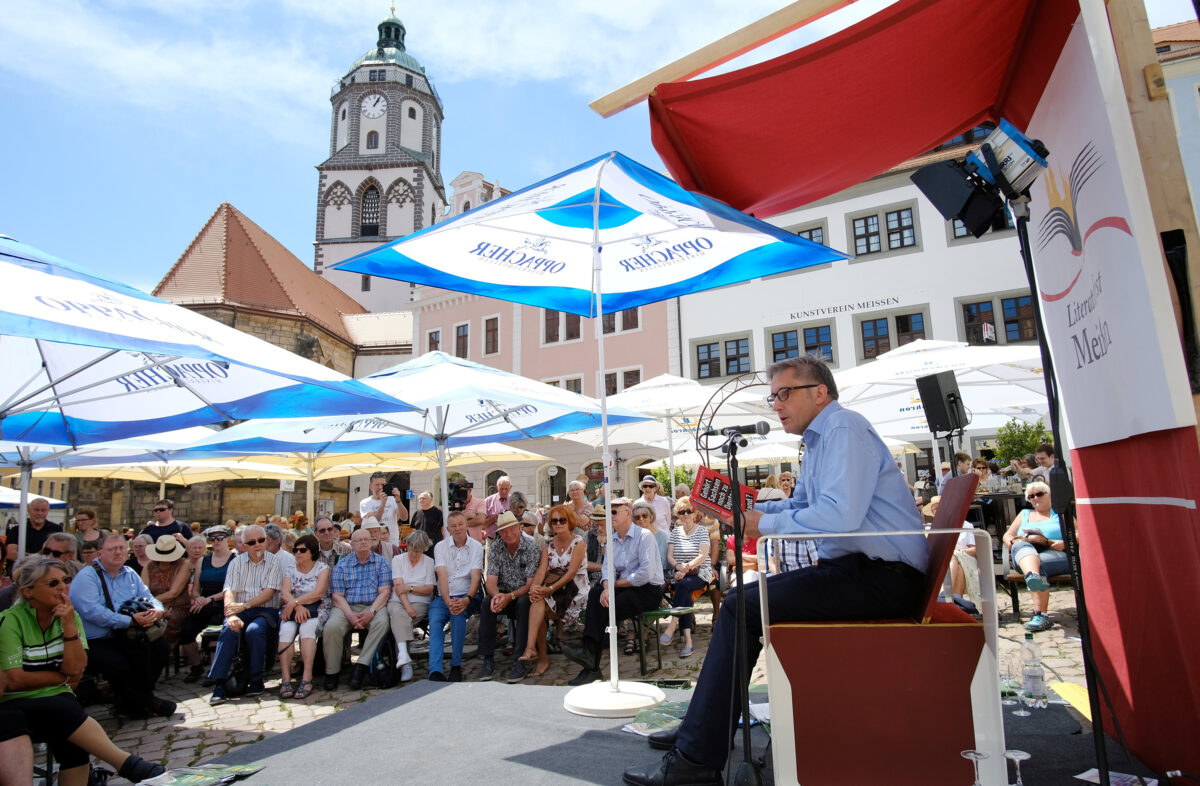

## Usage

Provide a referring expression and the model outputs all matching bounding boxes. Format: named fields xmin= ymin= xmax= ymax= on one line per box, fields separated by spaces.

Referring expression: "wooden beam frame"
xmin=589 ymin=0 xmax=852 ymax=118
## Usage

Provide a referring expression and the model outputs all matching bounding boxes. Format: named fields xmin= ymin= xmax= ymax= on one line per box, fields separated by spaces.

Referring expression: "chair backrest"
xmin=919 ymin=473 xmax=979 ymax=623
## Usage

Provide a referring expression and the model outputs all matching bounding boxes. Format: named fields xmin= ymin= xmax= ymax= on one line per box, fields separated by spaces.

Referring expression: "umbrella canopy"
xmin=0 ymin=486 xmax=65 ymax=509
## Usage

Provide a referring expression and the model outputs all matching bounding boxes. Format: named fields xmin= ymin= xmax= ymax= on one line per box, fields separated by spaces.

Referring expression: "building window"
xmin=605 ymin=373 xmax=618 ymax=396
xmin=428 ymin=330 xmax=440 ymax=352
xmin=861 ymin=318 xmax=890 ymax=358
xmin=360 ymin=274 xmax=371 ymax=292
xmin=408 ymin=107 xmax=417 ymax=119
xmin=962 ymin=301 xmax=996 ymax=345
xmin=485 ymin=317 xmax=499 ymax=354
xmin=360 ymin=186 xmax=380 ymax=236
xmin=602 ymin=313 xmax=616 ymax=334
xmin=804 ymin=325 xmax=833 ymax=361
xmin=341 ymin=108 xmax=346 ymax=120
xmin=725 ymin=338 xmax=750 ymax=375
xmin=565 ymin=378 xmax=582 ymax=394
xmin=744 ymin=465 xmax=770 ymax=487
xmin=696 ymin=342 xmax=720 ymax=379
xmin=952 ymin=209 xmax=1013 ymax=239
xmin=1002 ymin=296 xmax=1037 ymax=341
xmin=565 ymin=313 xmax=581 ymax=340
xmin=886 ymin=208 xmax=916 ymax=249
xmin=624 ymin=369 xmax=641 ymax=390
xmin=852 ymin=215 xmax=881 ymax=255
xmin=366 ymin=131 xmax=379 ymax=150
xmin=546 ymin=380 xmax=560 ymax=387
xmin=455 ymin=324 xmax=469 ymax=358
xmin=895 ymin=312 xmax=925 ymax=345
xmin=544 ymin=310 xmax=559 ymax=343
xmin=405 ymin=74 xmax=414 ymax=87
xmin=796 ymin=226 xmax=824 ymax=245
xmin=603 ymin=369 xmax=642 ymax=396
xmin=462 ymin=200 xmax=471 ymax=213
xmin=771 ymin=330 xmax=799 ymax=362
xmin=621 ymin=308 xmax=638 ymax=331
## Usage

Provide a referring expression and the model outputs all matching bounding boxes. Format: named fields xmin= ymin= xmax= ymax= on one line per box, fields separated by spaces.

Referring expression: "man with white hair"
xmin=323 ymin=528 xmax=392 ymax=690
xmin=409 ymin=491 xmax=443 ymax=546
xmin=6 ymin=498 xmax=61 ymax=557
xmin=40 ymin=532 xmax=78 ymax=563
xmin=482 ymin=475 xmax=513 ymax=539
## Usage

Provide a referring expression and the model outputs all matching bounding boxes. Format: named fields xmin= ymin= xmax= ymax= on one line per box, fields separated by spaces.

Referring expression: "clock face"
xmin=361 ymin=94 xmax=387 ymax=119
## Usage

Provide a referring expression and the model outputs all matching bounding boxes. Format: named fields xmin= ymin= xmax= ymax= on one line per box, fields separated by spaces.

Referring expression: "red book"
xmin=692 ymin=465 xmax=757 ymax=518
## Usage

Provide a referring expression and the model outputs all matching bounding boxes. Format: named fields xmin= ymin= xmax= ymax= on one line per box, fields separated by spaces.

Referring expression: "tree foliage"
xmin=995 ymin=418 xmax=1050 ymax=465
xmin=650 ymin=464 xmax=694 ymax=494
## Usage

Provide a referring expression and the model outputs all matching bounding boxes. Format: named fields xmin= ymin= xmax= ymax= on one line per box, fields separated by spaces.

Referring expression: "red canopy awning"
xmin=649 ymin=0 xmax=1078 ymax=217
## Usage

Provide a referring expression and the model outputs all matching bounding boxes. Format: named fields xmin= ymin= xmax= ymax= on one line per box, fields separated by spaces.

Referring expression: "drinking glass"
xmin=960 ymin=749 xmax=988 ymax=786
xmin=1009 ymin=653 xmax=1031 ymax=716
xmin=999 ymin=656 xmax=1018 ymax=706
xmin=1004 ymin=749 xmax=1031 ymax=785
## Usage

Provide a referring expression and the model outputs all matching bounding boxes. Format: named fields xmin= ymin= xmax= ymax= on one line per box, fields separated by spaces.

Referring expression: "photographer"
xmin=449 ymin=482 xmax=486 ymax=541
xmin=359 ymin=472 xmax=409 ymax=550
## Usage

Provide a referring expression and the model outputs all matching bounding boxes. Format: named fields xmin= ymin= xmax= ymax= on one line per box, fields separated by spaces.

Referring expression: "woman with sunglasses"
xmin=179 ymin=526 xmax=235 ymax=682
xmin=0 ymin=556 xmax=165 ymax=784
xmin=660 ymin=497 xmax=714 ymax=658
xmin=518 ymin=504 xmax=587 ymax=677
xmin=1002 ymin=481 xmax=1066 ymax=631
xmin=278 ymin=534 xmax=330 ymax=699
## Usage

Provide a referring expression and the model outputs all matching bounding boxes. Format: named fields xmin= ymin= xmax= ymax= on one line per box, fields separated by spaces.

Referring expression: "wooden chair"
xmin=759 ymin=473 xmax=1007 ymax=785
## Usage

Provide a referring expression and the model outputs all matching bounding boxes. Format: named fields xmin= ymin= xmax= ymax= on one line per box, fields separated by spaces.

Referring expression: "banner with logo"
xmin=1026 ymin=17 xmax=1194 ymax=448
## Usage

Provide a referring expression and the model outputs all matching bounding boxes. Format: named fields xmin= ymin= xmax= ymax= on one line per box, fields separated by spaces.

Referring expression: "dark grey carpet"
xmin=213 ymin=683 xmax=1156 ymax=785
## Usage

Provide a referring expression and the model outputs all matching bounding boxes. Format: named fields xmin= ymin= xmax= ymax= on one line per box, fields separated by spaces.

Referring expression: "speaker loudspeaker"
xmin=916 ymin=371 xmax=967 ymax=432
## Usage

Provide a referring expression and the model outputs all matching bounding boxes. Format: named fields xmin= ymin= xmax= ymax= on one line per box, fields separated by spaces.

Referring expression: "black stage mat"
xmin=213 ymin=682 xmax=1157 ymax=785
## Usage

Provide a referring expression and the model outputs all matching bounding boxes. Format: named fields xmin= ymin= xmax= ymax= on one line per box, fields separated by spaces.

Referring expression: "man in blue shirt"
xmin=624 ymin=356 xmax=928 ymax=786
xmin=323 ymin=528 xmax=392 ymax=690
xmin=69 ymin=533 xmax=173 ymax=719
xmin=564 ymin=497 xmax=664 ymax=686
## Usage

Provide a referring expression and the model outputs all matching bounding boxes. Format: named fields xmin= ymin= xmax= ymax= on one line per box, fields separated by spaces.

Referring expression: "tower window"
xmin=341 ymin=108 xmax=346 ymax=120
xmin=361 ymin=274 xmax=371 ymax=292
xmin=406 ymin=74 xmax=413 ymax=88
xmin=366 ymin=131 xmax=379 ymax=150
xmin=360 ymin=186 xmax=380 ymax=237
xmin=408 ymin=107 xmax=416 ymax=119
xmin=462 ymin=201 xmax=471 ymax=213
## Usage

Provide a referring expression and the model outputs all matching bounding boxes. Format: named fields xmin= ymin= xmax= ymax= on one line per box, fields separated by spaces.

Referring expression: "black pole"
xmin=725 ymin=435 xmax=762 ymax=786
xmin=1014 ymin=203 xmax=1110 ymax=786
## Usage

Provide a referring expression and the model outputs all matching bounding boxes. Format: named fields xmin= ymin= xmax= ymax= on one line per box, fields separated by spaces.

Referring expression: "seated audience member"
xmin=482 ymin=476 xmax=514 ymax=538
xmin=567 ymin=481 xmax=593 ymax=531
xmin=231 ymin=527 xmax=247 ymax=554
xmin=264 ymin=524 xmax=296 ymax=576
xmin=78 ymin=541 xmax=100 ymax=567
xmin=478 ymin=511 xmax=539 ymax=683
xmin=427 ymin=511 xmax=483 ymax=682
xmin=40 ymin=533 xmax=78 ymax=564
xmin=927 ymin=496 xmax=982 ymax=606
xmin=123 ymin=534 xmax=153 ymax=573
xmin=278 ymin=534 xmax=330 ymax=700
xmin=69 ymin=534 xmax=172 ymax=718
xmin=323 ymin=529 xmax=392 ymax=691
xmin=563 ymin=498 xmax=664 ymax=685
xmin=0 ymin=557 xmax=166 ymax=784
xmin=756 ymin=475 xmax=787 ymax=502
xmin=6 ymin=498 xmax=62 ymax=558
xmin=312 ymin=517 xmax=350 ymax=568
xmin=725 ymin=529 xmax=760 ymax=587
xmin=387 ymin=530 xmax=435 ymax=684
xmin=584 ymin=504 xmax=607 ymax=585
xmin=659 ymin=498 xmax=714 ymax=658
xmin=674 ymin=483 xmax=690 ymax=501
xmin=207 ymin=525 xmax=281 ymax=705
xmin=179 ymin=526 xmax=234 ymax=682
xmin=282 ymin=530 xmax=299 ymax=554
xmin=519 ymin=505 xmax=587 ymax=677
xmin=939 ymin=451 xmax=972 ymax=494
xmin=142 ymin=535 xmax=191 ymax=654
xmin=362 ymin=517 xmax=399 ymax=558
xmin=637 ymin=477 xmax=673 ymax=536
xmin=631 ymin=501 xmax=670 ymax=582
xmin=1003 ymin=481 xmax=1066 ymax=631
xmin=0 ymin=668 xmax=35 ymax=786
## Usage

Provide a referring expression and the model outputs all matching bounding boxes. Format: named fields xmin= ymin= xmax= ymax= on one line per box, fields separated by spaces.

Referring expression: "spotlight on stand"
xmin=911 ymin=119 xmax=1048 ymax=235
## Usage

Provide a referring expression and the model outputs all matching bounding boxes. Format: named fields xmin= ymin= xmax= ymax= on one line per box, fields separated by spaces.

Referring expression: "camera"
xmin=382 ymin=483 xmax=396 ymax=496
xmin=118 ymin=597 xmax=157 ymax=616
xmin=447 ymin=481 xmax=473 ymax=512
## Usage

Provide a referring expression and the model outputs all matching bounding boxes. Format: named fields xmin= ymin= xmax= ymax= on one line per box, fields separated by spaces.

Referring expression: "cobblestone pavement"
xmin=93 ymin=586 xmax=1082 ymax=784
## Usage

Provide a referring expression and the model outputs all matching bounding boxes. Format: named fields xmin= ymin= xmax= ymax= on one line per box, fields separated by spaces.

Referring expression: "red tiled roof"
xmin=154 ymin=203 xmax=366 ymax=342
xmin=1154 ymin=20 xmax=1200 ymax=45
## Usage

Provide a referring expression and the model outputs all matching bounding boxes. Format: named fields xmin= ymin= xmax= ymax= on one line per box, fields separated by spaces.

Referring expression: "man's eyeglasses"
xmin=1026 ymin=491 xmax=1047 ymax=501
xmin=153 ymin=507 xmax=169 ymax=513
xmin=41 ymin=547 xmax=69 ymax=558
xmin=548 ymin=517 xmax=568 ymax=524
xmin=633 ymin=512 xmax=651 ymax=519
xmin=766 ymin=384 xmax=820 ymax=405
xmin=41 ymin=576 xmax=73 ymax=588
xmin=316 ymin=527 xmax=336 ymax=534
xmin=244 ymin=537 xmax=266 ymax=546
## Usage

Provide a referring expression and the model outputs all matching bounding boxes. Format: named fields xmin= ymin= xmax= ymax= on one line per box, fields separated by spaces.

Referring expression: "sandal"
xmin=623 ymin=638 xmax=639 ymax=656
xmin=517 ymin=648 xmax=538 ymax=663
xmin=294 ymin=680 xmax=313 ymax=699
xmin=279 ymin=681 xmax=295 ymax=699
xmin=530 ymin=661 xmax=551 ymax=678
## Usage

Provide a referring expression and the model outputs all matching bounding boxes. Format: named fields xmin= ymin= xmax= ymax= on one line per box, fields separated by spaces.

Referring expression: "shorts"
xmin=0 ymin=692 xmax=91 ymax=769
xmin=279 ymin=616 xmax=322 ymax=644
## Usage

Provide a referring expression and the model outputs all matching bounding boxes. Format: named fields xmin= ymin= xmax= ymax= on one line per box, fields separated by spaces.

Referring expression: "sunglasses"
xmin=633 ymin=512 xmax=651 ymax=519
xmin=1026 ymin=491 xmax=1047 ymax=501
xmin=676 ymin=509 xmax=694 ymax=515
xmin=244 ymin=537 xmax=266 ymax=546
xmin=548 ymin=517 xmax=568 ymax=524
xmin=293 ymin=547 xmax=309 ymax=554
xmin=41 ymin=547 xmax=69 ymax=558
xmin=207 ymin=535 xmax=227 ymax=541
xmin=153 ymin=507 xmax=169 ymax=513
xmin=42 ymin=576 xmax=73 ymax=588
xmin=317 ymin=527 xmax=336 ymax=533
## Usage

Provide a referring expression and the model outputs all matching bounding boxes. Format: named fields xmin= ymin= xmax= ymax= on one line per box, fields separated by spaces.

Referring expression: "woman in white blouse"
xmin=388 ymin=530 xmax=436 ymax=683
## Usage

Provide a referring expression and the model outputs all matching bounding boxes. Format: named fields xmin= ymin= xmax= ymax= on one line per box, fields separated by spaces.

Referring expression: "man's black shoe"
xmin=622 ymin=749 xmax=721 ymax=786
xmin=244 ymin=679 xmax=265 ymax=697
xmin=478 ymin=658 xmax=496 ymax=681
xmin=324 ymin=673 xmax=340 ymax=691
xmin=567 ymin=667 xmax=601 ymax=687
xmin=428 ymin=671 xmax=447 ymax=682
xmin=647 ymin=727 xmax=678 ymax=750
xmin=562 ymin=643 xmax=596 ymax=671
xmin=149 ymin=696 xmax=177 ymax=717
xmin=348 ymin=664 xmax=369 ymax=690
xmin=449 ymin=665 xmax=463 ymax=682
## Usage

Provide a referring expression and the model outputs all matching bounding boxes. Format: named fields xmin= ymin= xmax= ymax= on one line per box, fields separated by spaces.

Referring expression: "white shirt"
xmin=433 ymin=536 xmax=484 ymax=597
xmin=273 ymin=548 xmax=296 ymax=577
xmin=640 ymin=493 xmax=673 ymax=535
xmin=390 ymin=552 xmax=436 ymax=604
xmin=360 ymin=495 xmax=400 ymax=547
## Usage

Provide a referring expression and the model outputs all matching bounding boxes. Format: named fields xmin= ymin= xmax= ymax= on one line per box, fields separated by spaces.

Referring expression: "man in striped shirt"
xmin=208 ymin=525 xmax=281 ymax=705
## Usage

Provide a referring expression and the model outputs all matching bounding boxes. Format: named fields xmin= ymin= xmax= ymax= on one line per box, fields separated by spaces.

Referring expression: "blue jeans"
xmin=675 ymin=553 xmax=924 ymax=771
xmin=208 ymin=606 xmax=279 ymax=682
xmin=427 ymin=593 xmax=479 ymax=674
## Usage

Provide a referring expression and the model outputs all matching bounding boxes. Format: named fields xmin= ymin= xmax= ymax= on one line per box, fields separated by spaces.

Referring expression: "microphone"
xmin=703 ymin=421 xmax=772 ymax=438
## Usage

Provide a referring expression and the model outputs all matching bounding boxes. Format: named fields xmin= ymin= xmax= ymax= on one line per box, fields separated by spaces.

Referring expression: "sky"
xmin=2 ymin=0 xmax=1196 ymax=293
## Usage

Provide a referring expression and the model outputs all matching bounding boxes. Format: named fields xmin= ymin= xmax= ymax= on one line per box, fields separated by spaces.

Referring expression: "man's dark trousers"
xmin=579 ymin=581 xmax=662 ymax=666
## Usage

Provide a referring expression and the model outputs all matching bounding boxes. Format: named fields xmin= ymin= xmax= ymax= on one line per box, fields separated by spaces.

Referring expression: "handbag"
xmin=93 ymin=564 xmax=168 ymax=642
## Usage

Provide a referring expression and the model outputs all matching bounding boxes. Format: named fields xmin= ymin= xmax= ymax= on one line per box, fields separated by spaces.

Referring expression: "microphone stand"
xmin=723 ymin=430 xmax=762 ymax=786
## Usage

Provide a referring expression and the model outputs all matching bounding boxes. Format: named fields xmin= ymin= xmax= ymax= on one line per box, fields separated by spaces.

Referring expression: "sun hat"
xmin=495 ymin=510 xmax=520 ymax=532
xmin=148 ymin=534 xmax=187 ymax=562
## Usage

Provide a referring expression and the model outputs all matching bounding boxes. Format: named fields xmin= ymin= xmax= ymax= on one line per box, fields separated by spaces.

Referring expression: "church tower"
xmin=314 ymin=12 xmax=446 ymax=311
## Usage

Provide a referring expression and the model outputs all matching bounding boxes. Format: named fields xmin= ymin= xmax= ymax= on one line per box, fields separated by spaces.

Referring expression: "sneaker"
xmin=1025 ymin=612 xmax=1054 ymax=631
xmin=506 ymin=662 xmax=526 ymax=684
xmin=659 ymin=632 xmax=674 ymax=646
xmin=209 ymin=687 xmax=227 ymax=706
xmin=479 ymin=658 xmax=496 ymax=682
xmin=428 ymin=671 xmax=447 ymax=682
xmin=399 ymin=663 xmax=414 ymax=683
xmin=1024 ymin=571 xmax=1051 ymax=592
xmin=680 ymin=645 xmax=695 ymax=658
xmin=449 ymin=665 xmax=463 ymax=682
xmin=244 ymin=679 xmax=265 ymax=697
xmin=183 ymin=665 xmax=205 ymax=683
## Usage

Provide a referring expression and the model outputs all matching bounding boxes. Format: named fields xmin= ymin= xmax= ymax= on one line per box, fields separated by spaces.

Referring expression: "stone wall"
xmin=190 ymin=306 xmax=356 ymax=375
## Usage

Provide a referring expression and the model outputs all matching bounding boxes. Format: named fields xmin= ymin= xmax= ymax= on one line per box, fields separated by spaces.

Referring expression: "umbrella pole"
xmin=666 ymin=418 xmax=676 ymax=493
xmin=17 ymin=452 xmax=32 ymax=559
xmin=306 ymin=458 xmax=316 ymax=526
xmin=159 ymin=480 xmax=166 ymax=500
xmin=437 ymin=408 xmax=450 ymax=514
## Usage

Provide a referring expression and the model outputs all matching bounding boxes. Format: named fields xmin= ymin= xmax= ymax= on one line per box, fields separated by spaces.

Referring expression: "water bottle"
xmin=1020 ymin=632 xmax=1048 ymax=708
